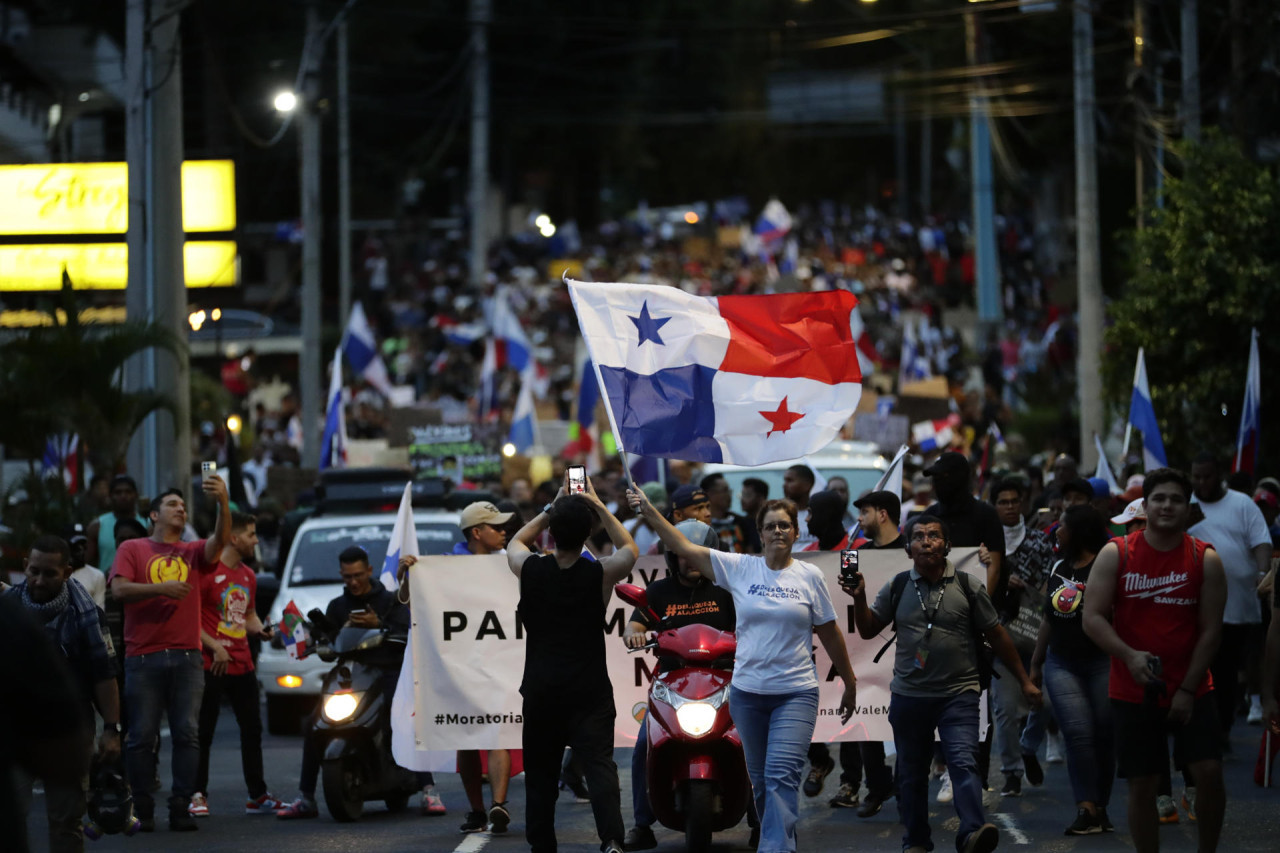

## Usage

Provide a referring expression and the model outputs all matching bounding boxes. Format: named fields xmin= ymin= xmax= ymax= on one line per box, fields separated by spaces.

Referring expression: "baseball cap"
xmin=1111 ymin=498 xmax=1147 ymax=526
xmin=639 ymin=481 xmax=668 ymax=508
xmin=1087 ymin=477 xmax=1111 ymax=499
xmin=1254 ymin=490 xmax=1279 ymax=511
xmin=670 ymin=484 xmax=709 ymax=511
xmin=923 ymin=451 xmax=970 ymax=478
xmin=459 ymin=501 xmax=514 ymax=530
xmin=854 ymin=490 xmax=902 ymax=521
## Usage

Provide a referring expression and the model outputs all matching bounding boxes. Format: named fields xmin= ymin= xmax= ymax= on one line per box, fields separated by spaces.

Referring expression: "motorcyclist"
xmin=276 ymin=545 xmax=410 ymax=818
xmin=621 ymin=520 xmax=741 ymax=851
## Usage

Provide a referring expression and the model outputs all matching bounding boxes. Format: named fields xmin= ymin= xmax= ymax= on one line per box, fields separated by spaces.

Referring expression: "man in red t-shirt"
xmin=107 ymin=477 xmax=230 ymax=833
xmin=190 ymin=511 xmax=278 ymax=819
xmin=1083 ymin=468 xmax=1227 ymax=853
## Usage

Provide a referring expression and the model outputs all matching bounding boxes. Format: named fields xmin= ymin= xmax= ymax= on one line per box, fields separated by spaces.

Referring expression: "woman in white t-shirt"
xmin=627 ymin=489 xmax=857 ymax=853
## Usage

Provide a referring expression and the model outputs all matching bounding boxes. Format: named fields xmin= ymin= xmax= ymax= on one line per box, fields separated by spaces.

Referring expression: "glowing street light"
xmin=502 ymin=442 xmax=517 ymax=457
xmin=684 ymin=211 xmax=700 ymax=224
xmin=273 ymin=91 xmax=298 ymax=113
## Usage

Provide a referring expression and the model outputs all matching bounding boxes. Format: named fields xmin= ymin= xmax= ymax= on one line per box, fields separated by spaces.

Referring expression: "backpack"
xmin=872 ymin=569 xmax=999 ymax=691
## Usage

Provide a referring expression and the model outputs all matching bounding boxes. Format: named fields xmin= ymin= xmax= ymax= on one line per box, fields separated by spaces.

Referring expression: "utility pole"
xmin=125 ymin=0 xmax=191 ymax=499
xmin=299 ymin=4 xmax=323 ymax=469
xmin=1075 ymin=0 xmax=1104 ymax=463
xmin=337 ymin=20 xmax=353 ymax=325
xmin=468 ymin=0 xmax=491 ymax=287
xmin=1134 ymin=0 xmax=1147 ymax=226
xmin=965 ymin=13 xmax=1002 ymax=332
xmin=919 ymin=54 xmax=932 ymax=217
xmin=1182 ymin=0 xmax=1200 ymax=141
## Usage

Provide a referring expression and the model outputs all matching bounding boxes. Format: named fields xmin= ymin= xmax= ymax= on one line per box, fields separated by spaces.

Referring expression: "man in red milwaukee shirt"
xmin=190 ymin=511 xmax=278 ymax=819
xmin=1083 ymin=468 xmax=1227 ymax=853
xmin=107 ymin=478 xmax=230 ymax=833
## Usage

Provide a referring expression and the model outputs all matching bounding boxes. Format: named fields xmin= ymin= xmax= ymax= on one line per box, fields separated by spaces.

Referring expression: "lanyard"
xmin=912 ymin=577 xmax=946 ymax=641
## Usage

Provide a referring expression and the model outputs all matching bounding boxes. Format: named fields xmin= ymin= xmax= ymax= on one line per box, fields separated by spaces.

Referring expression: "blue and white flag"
xmin=319 ymin=348 xmax=347 ymax=471
xmin=479 ymin=337 xmax=499 ymax=418
xmin=1234 ymin=328 xmax=1261 ymax=474
xmin=1127 ymin=347 xmax=1167 ymax=472
xmin=1093 ymin=433 xmax=1121 ymax=496
xmin=507 ymin=373 xmax=536 ymax=454
xmin=754 ymin=198 xmax=792 ymax=245
xmin=341 ymin=301 xmax=395 ymax=398
xmin=491 ymin=287 xmax=532 ymax=372
xmin=380 ymin=481 xmax=417 ymax=592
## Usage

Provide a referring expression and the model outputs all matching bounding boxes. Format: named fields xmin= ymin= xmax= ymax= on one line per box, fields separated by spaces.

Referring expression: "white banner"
xmin=405 ymin=547 xmax=985 ymax=753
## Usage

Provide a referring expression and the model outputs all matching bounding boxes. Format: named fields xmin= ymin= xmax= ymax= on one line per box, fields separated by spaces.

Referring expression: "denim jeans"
xmin=889 ymin=691 xmax=985 ymax=853
xmin=632 ymin=718 xmax=655 ymax=828
xmin=1043 ymin=651 xmax=1114 ymax=807
xmin=124 ymin=649 xmax=203 ymax=817
xmin=992 ymin=656 xmax=1050 ymax=775
xmin=729 ymin=686 xmax=818 ymax=853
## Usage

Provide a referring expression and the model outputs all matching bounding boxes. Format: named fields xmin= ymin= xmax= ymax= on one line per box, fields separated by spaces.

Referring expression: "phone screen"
xmin=568 ymin=465 xmax=586 ymax=494
xmin=840 ymin=549 xmax=860 ymax=580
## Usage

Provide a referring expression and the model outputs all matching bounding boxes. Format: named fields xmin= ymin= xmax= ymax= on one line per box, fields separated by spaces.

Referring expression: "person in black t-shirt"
xmin=507 ymin=473 xmax=638 ymax=853
xmin=620 ymin=520 xmax=736 ymax=851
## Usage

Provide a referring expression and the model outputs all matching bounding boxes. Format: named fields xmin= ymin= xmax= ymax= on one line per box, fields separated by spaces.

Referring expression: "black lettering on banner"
xmin=824 ymin=663 xmax=839 ymax=682
xmin=635 ymin=656 xmax=655 ymax=687
xmin=476 ymin=610 xmax=506 ymax=640
xmin=444 ymin=612 xmax=467 ymax=640
xmin=603 ymin=607 xmax=626 ymax=636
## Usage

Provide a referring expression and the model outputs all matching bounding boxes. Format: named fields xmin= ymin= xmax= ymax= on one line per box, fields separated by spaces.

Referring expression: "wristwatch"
xmin=542 ymin=503 xmax=554 ymax=515
xmin=105 ymin=722 xmax=123 ymax=735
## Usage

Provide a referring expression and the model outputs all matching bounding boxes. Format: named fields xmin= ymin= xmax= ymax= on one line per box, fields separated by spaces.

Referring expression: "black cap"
xmin=853 ymin=489 xmax=902 ymax=521
xmin=1061 ymin=477 xmax=1095 ymax=501
xmin=671 ymin=485 xmax=709 ymax=511
xmin=923 ymin=451 xmax=970 ymax=478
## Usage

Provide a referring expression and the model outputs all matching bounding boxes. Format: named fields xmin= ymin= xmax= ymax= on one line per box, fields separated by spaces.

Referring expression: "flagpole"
xmin=585 ymin=356 xmax=636 ymax=488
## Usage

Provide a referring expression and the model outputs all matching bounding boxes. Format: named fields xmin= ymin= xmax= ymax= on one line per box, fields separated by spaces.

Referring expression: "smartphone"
xmin=201 ymin=461 xmax=217 ymax=481
xmin=568 ymin=465 xmax=586 ymax=495
xmin=840 ymin=549 xmax=862 ymax=587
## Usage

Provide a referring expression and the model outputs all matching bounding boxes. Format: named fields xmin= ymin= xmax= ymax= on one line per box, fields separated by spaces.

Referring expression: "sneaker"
xmin=460 ymin=810 xmax=488 ymax=833
xmin=1022 ymin=752 xmax=1044 ymax=786
xmin=245 ymin=793 xmax=281 ymax=815
xmin=1248 ymin=698 xmax=1264 ymax=725
xmin=1001 ymin=773 xmax=1022 ymax=798
xmin=188 ymin=792 xmax=209 ymax=817
xmin=1181 ymin=787 xmax=1197 ymax=821
xmin=1065 ymin=807 xmax=1102 ymax=835
xmin=420 ymin=785 xmax=446 ymax=816
xmin=962 ymin=822 xmax=999 ymax=853
xmin=488 ymin=802 xmax=510 ymax=834
xmin=857 ymin=789 xmax=891 ymax=818
xmin=1046 ymin=732 xmax=1065 ymax=764
xmin=276 ymin=797 xmax=318 ymax=820
xmin=803 ymin=758 xmax=835 ymax=797
xmin=829 ymin=782 xmax=859 ymax=808
xmin=936 ymin=772 xmax=954 ymax=804
xmin=603 ymin=842 xmax=625 ymax=853
xmin=168 ymin=809 xmax=198 ymax=832
xmin=623 ymin=825 xmax=657 ymax=851
xmin=1156 ymin=794 xmax=1180 ymax=823
xmin=1097 ymin=807 xmax=1114 ymax=832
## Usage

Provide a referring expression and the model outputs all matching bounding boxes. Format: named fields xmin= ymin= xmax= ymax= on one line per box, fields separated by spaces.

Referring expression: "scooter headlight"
xmin=675 ymin=702 xmax=718 ymax=737
xmin=323 ymin=691 xmax=362 ymax=722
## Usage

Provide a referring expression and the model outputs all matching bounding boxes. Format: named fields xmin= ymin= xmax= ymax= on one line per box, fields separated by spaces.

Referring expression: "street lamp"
xmin=273 ymin=91 xmax=298 ymax=113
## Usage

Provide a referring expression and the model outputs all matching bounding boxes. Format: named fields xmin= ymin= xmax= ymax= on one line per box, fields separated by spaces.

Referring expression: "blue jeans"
xmin=632 ymin=718 xmax=655 ymax=828
xmin=729 ymin=686 xmax=818 ymax=853
xmin=124 ymin=649 xmax=204 ymax=816
xmin=1043 ymin=651 xmax=1114 ymax=807
xmin=992 ymin=655 xmax=1051 ymax=774
xmin=889 ymin=691 xmax=985 ymax=853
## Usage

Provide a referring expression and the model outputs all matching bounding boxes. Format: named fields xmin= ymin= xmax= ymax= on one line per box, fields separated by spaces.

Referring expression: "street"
xmin=25 ymin=706 xmax=1280 ymax=853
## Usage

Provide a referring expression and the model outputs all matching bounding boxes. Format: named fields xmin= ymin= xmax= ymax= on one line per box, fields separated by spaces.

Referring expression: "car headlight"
xmin=675 ymin=702 xmax=718 ymax=737
xmin=322 ymin=691 xmax=362 ymax=722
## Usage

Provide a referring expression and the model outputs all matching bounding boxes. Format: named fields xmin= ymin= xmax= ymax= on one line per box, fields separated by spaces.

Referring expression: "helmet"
xmin=663 ymin=519 xmax=719 ymax=575
xmin=86 ymin=756 xmax=135 ymax=835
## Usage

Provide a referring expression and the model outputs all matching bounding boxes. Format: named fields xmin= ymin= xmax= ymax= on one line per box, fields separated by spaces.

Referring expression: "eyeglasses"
xmin=762 ymin=521 xmax=794 ymax=533
xmin=910 ymin=531 xmax=945 ymax=543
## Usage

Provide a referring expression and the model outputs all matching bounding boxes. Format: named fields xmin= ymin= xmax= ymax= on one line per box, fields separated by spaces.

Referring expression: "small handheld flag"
xmin=281 ymin=600 xmax=308 ymax=660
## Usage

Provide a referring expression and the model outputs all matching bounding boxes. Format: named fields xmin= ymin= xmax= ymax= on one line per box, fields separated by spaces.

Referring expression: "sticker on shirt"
xmin=1049 ymin=579 xmax=1084 ymax=616
xmin=217 ymin=584 xmax=251 ymax=638
xmin=746 ymin=583 xmax=804 ymax=601
xmin=146 ymin=553 xmax=191 ymax=584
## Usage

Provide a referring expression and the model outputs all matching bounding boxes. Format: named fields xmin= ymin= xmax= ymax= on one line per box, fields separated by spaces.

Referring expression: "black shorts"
xmin=1112 ymin=692 xmax=1222 ymax=779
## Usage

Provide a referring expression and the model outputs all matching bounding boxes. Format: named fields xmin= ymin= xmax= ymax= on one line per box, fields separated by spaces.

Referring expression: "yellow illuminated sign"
xmin=0 ymin=306 xmax=129 ymax=327
xmin=0 ymin=242 xmax=238 ymax=290
xmin=0 ymin=160 xmax=237 ymax=235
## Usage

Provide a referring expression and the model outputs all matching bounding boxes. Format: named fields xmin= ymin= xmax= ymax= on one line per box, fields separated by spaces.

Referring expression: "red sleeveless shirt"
xmin=1108 ymin=531 xmax=1214 ymax=707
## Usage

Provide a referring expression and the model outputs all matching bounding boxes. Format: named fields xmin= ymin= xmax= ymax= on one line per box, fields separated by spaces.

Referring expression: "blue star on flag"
xmin=629 ymin=301 xmax=671 ymax=347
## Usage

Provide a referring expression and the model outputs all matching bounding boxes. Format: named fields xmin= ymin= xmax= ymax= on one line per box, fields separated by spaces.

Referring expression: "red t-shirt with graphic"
xmin=200 ymin=562 xmax=257 ymax=675
xmin=1109 ymin=531 xmax=1214 ymax=707
xmin=108 ymin=537 xmax=212 ymax=657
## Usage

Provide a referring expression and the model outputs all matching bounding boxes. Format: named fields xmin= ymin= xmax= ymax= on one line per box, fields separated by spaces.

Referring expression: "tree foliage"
xmin=1104 ymin=132 xmax=1280 ymax=468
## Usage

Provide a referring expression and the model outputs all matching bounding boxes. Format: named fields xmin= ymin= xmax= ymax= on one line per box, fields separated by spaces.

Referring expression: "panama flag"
xmin=508 ymin=373 xmax=537 ymax=453
xmin=753 ymin=198 xmax=793 ymax=246
xmin=341 ymin=301 xmax=396 ymax=398
xmin=850 ymin=304 xmax=880 ymax=375
xmin=1127 ymin=347 xmax=1168 ymax=471
xmin=319 ymin=348 xmax=347 ymax=471
xmin=380 ymin=482 xmax=417 ymax=592
xmin=280 ymin=600 xmax=308 ymax=660
xmin=1233 ymin=328 xmax=1261 ymax=474
xmin=491 ymin=286 xmax=532 ymax=372
xmin=568 ymin=280 xmax=863 ymax=465
xmin=912 ymin=416 xmax=957 ymax=453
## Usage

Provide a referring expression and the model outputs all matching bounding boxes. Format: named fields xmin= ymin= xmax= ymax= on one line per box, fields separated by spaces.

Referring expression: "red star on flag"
xmin=760 ymin=396 xmax=804 ymax=438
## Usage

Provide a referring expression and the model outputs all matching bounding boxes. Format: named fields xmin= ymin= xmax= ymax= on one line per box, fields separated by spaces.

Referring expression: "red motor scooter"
xmin=615 ymin=583 xmax=751 ymax=853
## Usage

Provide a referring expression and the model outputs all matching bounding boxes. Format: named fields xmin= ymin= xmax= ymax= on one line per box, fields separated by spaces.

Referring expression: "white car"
xmin=699 ymin=440 xmax=890 ymax=516
xmin=257 ymin=509 xmax=464 ymax=734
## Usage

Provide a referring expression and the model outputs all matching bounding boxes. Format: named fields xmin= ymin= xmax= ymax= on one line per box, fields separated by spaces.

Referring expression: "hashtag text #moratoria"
xmin=436 ymin=712 xmax=525 ymax=725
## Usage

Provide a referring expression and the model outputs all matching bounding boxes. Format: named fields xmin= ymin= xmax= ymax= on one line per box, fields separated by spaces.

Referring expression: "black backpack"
xmin=872 ymin=569 xmax=999 ymax=691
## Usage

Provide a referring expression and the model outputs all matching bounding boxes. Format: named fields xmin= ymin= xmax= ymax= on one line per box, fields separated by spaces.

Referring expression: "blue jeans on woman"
xmin=1043 ymin=650 xmax=1114 ymax=807
xmin=729 ymin=686 xmax=818 ymax=853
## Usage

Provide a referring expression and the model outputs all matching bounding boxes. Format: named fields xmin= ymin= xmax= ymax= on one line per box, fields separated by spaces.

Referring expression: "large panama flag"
xmin=567 ymin=280 xmax=864 ymax=465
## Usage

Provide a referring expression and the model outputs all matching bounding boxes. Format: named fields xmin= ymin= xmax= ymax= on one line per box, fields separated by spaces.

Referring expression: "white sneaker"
xmin=1248 ymin=697 xmax=1264 ymax=725
xmin=1046 ymin=732 xmax=1065 ymax=764
xmin=188 ymin=792 xmax=209 ymax=817
xmin=937 ymin=772 xmax=954 ymax=804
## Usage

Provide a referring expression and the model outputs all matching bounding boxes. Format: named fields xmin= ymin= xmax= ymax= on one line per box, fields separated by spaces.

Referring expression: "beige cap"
xmin=459 ymin=501 xmax=514 ymax=530
xmin=1111 ymin=497 xmax=1147 ymax=526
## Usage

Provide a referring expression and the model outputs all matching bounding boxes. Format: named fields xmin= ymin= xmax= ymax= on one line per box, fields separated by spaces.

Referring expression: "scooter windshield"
xmin=332 ymin=626 xmax=386 ymax=654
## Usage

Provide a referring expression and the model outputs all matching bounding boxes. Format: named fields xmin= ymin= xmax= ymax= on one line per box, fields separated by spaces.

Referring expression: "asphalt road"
xmin=24 ymin=705 xmax=1280 ymax=853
